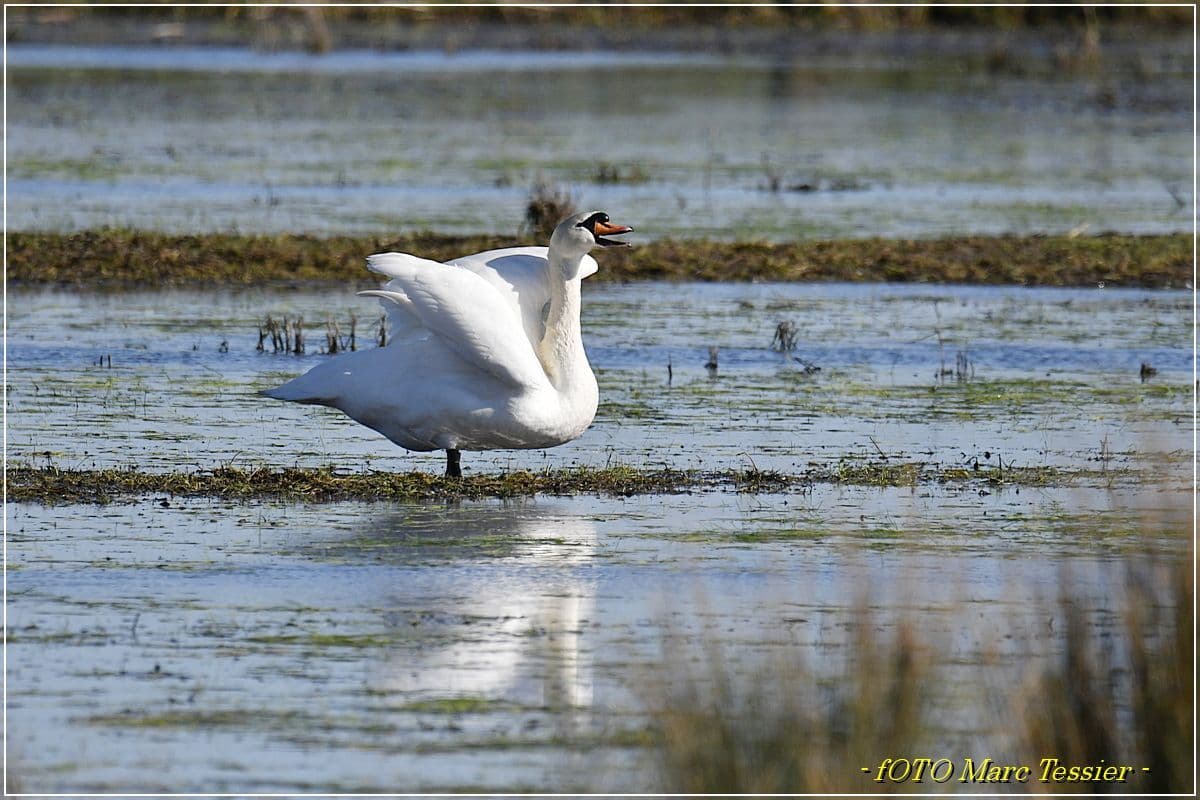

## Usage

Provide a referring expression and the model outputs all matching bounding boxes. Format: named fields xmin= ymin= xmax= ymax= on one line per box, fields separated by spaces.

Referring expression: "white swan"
xmin=261 ymin=211 xmax=633 ymax=476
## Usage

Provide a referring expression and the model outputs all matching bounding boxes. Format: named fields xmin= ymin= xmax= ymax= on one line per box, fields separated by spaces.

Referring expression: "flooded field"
xmin=7 ymin=492 xmax=1189 ymax=793
xmin=9 ymin=282 xmax=1190 ymax=475
xmin=6 ymin=40 xmax=1193 ymax=239
xmin=7 ymin=279 xmax=1192 ymax=791
xmin=5 ymin=25 xmax=1195 ymax=794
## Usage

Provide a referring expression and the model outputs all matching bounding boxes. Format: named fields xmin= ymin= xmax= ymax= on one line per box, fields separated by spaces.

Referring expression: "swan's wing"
xmin=448 ymin=247 xmax=598 ymax=346
xmin=450 ymin=246 xmax=599 ymax=280
xmin=353 ymin=283 xmax=432 ymax=348
xmin=363 ymin=252 xmax=548 ymax=390
xmin=448 ymin=248 xmax=548 ymax=346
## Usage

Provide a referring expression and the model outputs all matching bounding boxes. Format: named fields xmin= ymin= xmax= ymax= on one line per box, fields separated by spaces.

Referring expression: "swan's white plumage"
xmin=448 ymin=247 xmax=597 ymax=345
xmin=261 ymin=213 xmax=623 ymax=459
xmin=363 ymin=247 xmax=597 ymax=359
xmin=359 ymin=252 xmax=547 ymax=390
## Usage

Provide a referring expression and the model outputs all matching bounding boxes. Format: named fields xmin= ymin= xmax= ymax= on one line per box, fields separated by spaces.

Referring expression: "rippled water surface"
xmin=8 ymin=278 xmax=1191 ymax=791
xmin=7 ymin=42 xmax=1193 ymax=237
xmin=8 ymin=490 xmax=1188 ymax=793
xmin=9 ymin=282 xmax=1190 ymax=474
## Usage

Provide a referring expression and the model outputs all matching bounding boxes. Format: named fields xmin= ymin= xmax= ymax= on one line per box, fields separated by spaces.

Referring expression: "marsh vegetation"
xmin=7 ymin=229 xmax=1192 ymax=289
xmin=649 ymin=560 xmax=1192 ymax=794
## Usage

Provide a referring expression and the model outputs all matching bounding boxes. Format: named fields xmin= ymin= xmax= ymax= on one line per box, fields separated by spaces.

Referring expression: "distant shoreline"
xmin=8 ymin=230 xmax=1190 ymax=290
xmin=5 ymin=6 xmax=1190 ymax=65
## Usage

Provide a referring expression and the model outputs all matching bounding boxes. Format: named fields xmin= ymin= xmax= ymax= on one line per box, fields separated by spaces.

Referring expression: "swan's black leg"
xmin=445 ymin=448 xmax=462 ymax=478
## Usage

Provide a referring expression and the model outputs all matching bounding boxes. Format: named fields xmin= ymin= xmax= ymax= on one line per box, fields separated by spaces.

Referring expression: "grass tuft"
xmin=523 ymin=180 xmax=577 ymax=241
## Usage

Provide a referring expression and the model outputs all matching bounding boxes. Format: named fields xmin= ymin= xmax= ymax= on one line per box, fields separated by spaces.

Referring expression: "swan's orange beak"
xmin=594 ymin=220 xmax=634 ymax=247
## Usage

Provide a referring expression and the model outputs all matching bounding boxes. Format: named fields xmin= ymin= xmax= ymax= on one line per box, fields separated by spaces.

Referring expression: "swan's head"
xmin=551 ymin=211 xmax=634 ymax=256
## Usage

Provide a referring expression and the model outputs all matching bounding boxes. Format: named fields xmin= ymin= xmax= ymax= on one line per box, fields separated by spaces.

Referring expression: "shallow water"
xmin=7 ymin=278 xmax=1192 ymax=790
xmin=8 ymin=282 xmax=1191 ymax=476
xmin=7 ymin=488 xmax=1190 ymax=792
xmin=7 ymin=43 xmax=1193 ymax=238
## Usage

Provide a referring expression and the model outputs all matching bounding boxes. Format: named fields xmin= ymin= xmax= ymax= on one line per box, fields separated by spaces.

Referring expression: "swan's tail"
xmin=260 ymin=361 xmax=342 ymax=406
xmin=260 ymin=347 xmax=391 ymax=407
xmin=260 ymin=380 xmax=325 ymax=405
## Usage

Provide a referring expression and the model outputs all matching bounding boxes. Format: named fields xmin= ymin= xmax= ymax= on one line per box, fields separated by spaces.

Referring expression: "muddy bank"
xmin=7 ymin=231 xmax=1190 ymax=289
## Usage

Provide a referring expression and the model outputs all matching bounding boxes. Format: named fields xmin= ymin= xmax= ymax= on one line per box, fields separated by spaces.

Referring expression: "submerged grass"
xmin=9 ymin=462 xmax=1130 ymax=504
xmin=7 ymin=231 xmax=1190 ymax=289
xmin=394 ymin=697 xmax=516 ymax=715
xmin=85 ymin=709 xmax=311 ymax=730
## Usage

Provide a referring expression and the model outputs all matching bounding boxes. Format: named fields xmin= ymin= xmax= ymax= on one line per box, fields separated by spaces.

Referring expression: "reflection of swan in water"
xmin=356 ymin=504 xmax=597 ymax=709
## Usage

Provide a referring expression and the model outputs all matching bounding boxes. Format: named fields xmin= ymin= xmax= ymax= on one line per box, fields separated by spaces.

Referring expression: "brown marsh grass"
xmin=8 ymin=231 xmax=1190 ymax=289
xmin=650 ymin=620 xmax=931 ymax=794
xmin=646 ymin=560 xmax=1194 ymax=794
xmin=1020 ymin=563 xmax=1194 ymax=793
xmin=523 ymin=180 xmax=577 ymax=241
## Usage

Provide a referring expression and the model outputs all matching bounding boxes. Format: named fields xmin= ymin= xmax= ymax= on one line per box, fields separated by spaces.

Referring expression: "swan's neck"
xmin=538 ymin=252 xmax=591 ymax=392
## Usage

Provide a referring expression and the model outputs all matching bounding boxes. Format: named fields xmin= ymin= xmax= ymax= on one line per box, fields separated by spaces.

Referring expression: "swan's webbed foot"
xmin=445 ymin=448 xmax=462 ymax=478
